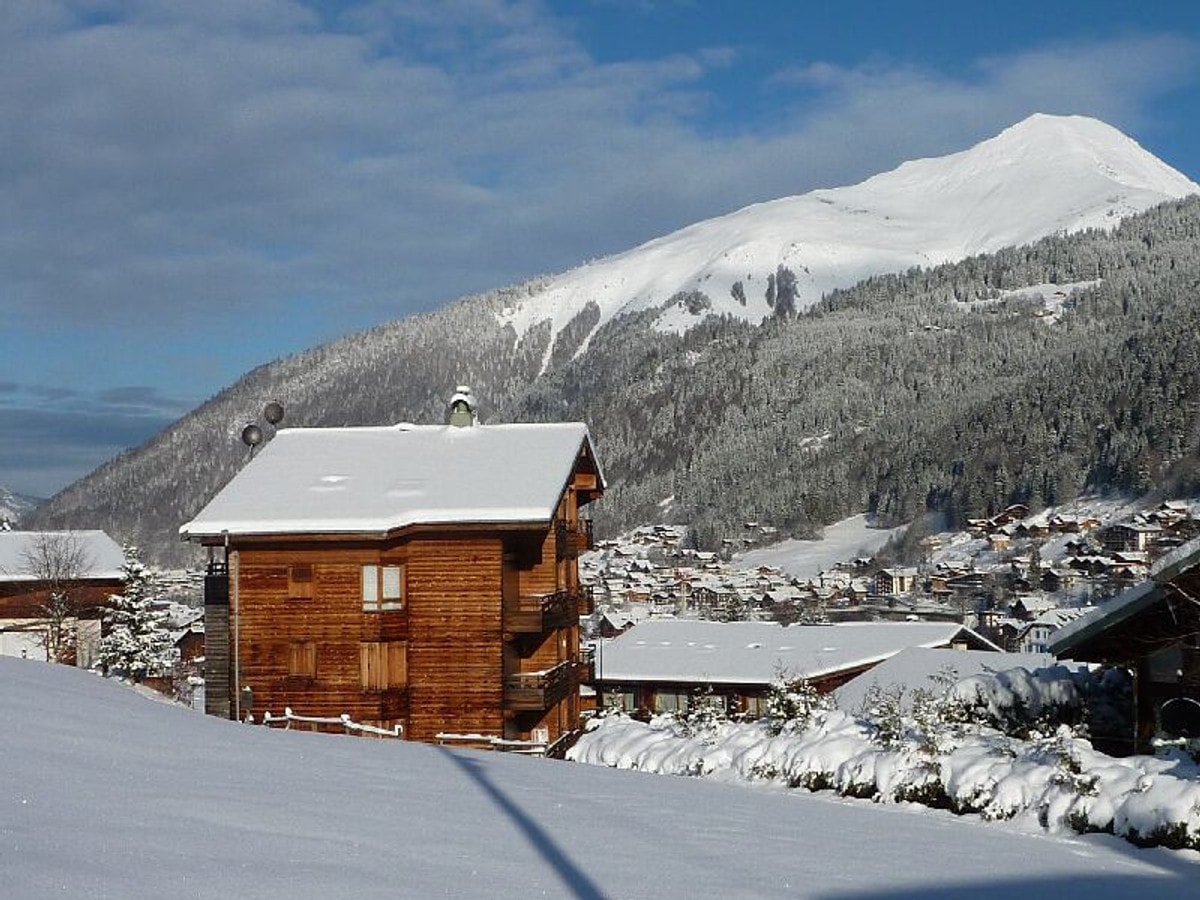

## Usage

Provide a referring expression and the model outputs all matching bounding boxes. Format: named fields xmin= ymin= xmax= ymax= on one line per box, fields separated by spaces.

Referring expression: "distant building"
xmin=0 ymin=530 xmax=124 ymax=665
xmin=875 ymin=567 xmax=919 ymax=597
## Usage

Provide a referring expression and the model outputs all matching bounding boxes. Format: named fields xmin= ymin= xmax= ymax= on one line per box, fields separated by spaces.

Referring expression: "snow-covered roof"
xmin=834 ymin=647 xmax=1058 ymax=714
xmin=180 ymin=422 xmax=602 ymax=538
xmin=595 ymin=619 xmax=996 ymax=685
xmin=0 ymin=531 xmax=125 ymax=582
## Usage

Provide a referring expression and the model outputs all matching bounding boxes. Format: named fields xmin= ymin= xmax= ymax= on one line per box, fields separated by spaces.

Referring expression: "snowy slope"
xmin=497 ymin=114 xmax=1198 ymax=363
xmin=733 ymin=513 xmax=905 ymax=579
xmin=2 ymin=658 xmax=1194 ymax=899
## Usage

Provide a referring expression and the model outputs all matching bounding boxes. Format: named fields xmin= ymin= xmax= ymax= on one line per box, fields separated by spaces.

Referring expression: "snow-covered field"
xmin=734 ymin=514 xmax=906 ymax=579
xmin=2 ymin=658 xmax=1197 ymax=899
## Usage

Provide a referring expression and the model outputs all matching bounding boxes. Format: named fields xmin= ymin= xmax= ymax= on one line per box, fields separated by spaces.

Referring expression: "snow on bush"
xmin=569 ymin=666 xmax=1200 ymax=851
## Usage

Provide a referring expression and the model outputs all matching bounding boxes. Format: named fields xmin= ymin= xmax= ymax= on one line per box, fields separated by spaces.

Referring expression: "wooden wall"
xmin=405 ymin=536 xmax=504 ymax=742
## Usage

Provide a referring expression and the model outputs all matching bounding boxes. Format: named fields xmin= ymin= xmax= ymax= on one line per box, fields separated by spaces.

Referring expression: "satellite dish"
xmin=264 ymin=401 xmax=284 ymax=426
xmin=241 ymin=423 xmax=263 ymax=449
xmin=1160 ymin=697 xmax=1200 ymax=739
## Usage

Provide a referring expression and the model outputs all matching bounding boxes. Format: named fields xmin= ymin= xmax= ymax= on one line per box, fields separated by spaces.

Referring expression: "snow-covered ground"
xmin=3 ymin=658 xmax=1196 ymax=898
xmin=734 ymin=514 xmax=906 ymax=579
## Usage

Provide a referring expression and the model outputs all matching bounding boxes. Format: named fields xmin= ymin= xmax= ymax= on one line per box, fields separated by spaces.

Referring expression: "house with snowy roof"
xmin=0 ymin=530 xmax=125 ymax=665
xmin=1050 ymin=537 xmax=1200 ymax=753
xmin=180 ymin=390 xmax=604 ymax=750
xmin=592 ymin=619 xmax=999 ymax=718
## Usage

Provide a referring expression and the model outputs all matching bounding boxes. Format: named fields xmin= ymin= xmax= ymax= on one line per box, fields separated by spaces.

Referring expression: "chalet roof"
xmin=180 ymin=422 xmax=603 ymax=539
xmin=0 ymin=531 xmax=125 ymax=582
xmin=595 ymin=619 xmax=998 ymax=686
xmin=1050 ymin=536 xmax=1200 ymax=656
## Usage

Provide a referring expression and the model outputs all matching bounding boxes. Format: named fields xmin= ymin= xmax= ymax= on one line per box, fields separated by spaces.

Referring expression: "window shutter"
xmin=288 ymin=565 xmax=314 ymax=601
xmin=360 ymin=641 xmax=406 ymax=690
xmin=387 ymin=642 xmax=407 ymax=687
xmin=288 ymin=641 xmax=316 ymax=677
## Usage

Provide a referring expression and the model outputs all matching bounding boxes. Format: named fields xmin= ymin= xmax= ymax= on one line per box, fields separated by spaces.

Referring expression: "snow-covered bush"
xmin=947 ymin=665 xmax=1083 ymax=738
xmin=764 ymin=675 xmax=831 ymax=735
xmin=568 ymin=662 xmax=1200 ymax=853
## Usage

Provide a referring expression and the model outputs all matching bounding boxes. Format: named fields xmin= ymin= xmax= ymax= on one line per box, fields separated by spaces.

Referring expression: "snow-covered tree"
xmin=96 ymin=545 xmax=173 ymax=681
xmin=764 ymin=673 xmax=830 ymax=735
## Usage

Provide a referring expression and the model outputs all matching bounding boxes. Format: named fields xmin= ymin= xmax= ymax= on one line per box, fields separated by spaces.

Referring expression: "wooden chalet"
xmin=1050 ymin=538 xmax=1200 ymax=754
xmin=180 ymin=391 xmax=604 ymax=751
xmin=0 ymin=530 xmax=125 ymax=665
xmin=593 ymin=619 xmax=999 ymax=718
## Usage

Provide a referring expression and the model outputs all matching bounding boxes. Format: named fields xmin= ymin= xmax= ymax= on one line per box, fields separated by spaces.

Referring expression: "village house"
xmin=592 ymin=619 xmax=999 ymax=717
xmin=0 ymin=530 xmax=124 ymax=666
xmin=1016 ymin=607 xmax=1086 ymax=654
xmin=180 ymin=391 xmax=604 ymax=751
xmin=1102 ymin=522 xmax=1162 ymax=554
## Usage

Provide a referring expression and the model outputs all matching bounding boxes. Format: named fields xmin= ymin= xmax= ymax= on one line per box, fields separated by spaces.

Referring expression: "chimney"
xmin=448 ymin=385 xmax=477 ymax=428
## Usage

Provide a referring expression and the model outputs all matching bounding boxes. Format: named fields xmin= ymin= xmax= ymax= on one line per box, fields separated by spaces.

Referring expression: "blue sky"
xmin=2 ymin=0 xmax=1199 ymax=498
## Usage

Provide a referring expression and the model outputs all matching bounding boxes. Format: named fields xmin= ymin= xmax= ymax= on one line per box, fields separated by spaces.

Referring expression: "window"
xmin=288 ymin=565 xmax=314 ymax=601
xmin=653 ymin=691 xmax=689 ymax=714
xmin=604 ymin=690 xmax=636 ymax=713
xmin=362 ymin=564 xmax=404 ymax=611
xmin=360 ymin=641 xmax=407 ymax=690
xmin=743 ymin=695 xmax=768 ymax=719
xmin=288 ymin=641 xmax=316 ymax=678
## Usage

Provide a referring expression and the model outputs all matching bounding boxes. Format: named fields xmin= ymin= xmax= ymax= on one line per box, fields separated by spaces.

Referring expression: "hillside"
xmin=2 ymin=658 xmax=1191 ymax=899
xmin=27 ymin=115 xmax=1200 ymax=565
xmin=515 ymin=197 xmax=1200 ymax=546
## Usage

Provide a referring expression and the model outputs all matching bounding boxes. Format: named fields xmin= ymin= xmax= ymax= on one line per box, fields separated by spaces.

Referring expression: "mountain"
xmin=0 ymin=485 xmax=41 ymax=526
xmin=497 ymin=114 xmax=1197 ymax=363
xmin=26 ymin=115 xmax=1200 ymax=565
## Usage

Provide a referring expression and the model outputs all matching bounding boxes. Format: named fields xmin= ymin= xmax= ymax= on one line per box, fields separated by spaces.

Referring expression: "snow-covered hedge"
xmin=569 ymin=666 xmax=1200 ymax=851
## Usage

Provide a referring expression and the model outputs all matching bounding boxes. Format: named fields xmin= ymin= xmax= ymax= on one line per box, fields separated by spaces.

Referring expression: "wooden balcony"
xmin=555 ymin=518 xmax=595 ymax=561
xmin=574 ymin=647 xmax=595 ymax=683
xmin=504 ymin=590 xmax=576 ymax=634
xmin=578 ymin=584 xmax=595 ymax=615
xmin=504 ymin=659 xmax=575 ymax=711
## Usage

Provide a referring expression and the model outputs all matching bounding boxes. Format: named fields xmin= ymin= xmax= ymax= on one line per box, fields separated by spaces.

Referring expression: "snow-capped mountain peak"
xmin=497 ymin=114 xmax=1198 ymax=366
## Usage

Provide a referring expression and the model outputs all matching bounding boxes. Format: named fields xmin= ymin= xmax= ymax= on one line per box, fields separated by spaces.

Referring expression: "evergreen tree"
xmin=97 ymin=545 xmax=174 ymax=681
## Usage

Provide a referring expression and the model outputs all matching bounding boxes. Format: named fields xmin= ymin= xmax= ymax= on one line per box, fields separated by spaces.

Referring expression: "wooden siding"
xmin=405 ymin=536 xmax=504 ymax=742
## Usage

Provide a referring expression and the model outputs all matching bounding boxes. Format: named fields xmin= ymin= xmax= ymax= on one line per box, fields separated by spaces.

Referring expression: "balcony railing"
xmin=505 ymin=590 xmax=577 ymax=633
xmin=504 ymin=659 xmax=575 ymax=711
xmin=578 ymin=583 xmax=595 ymax=615
xmin=555 ymin=518 xmax=595 ymax=561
